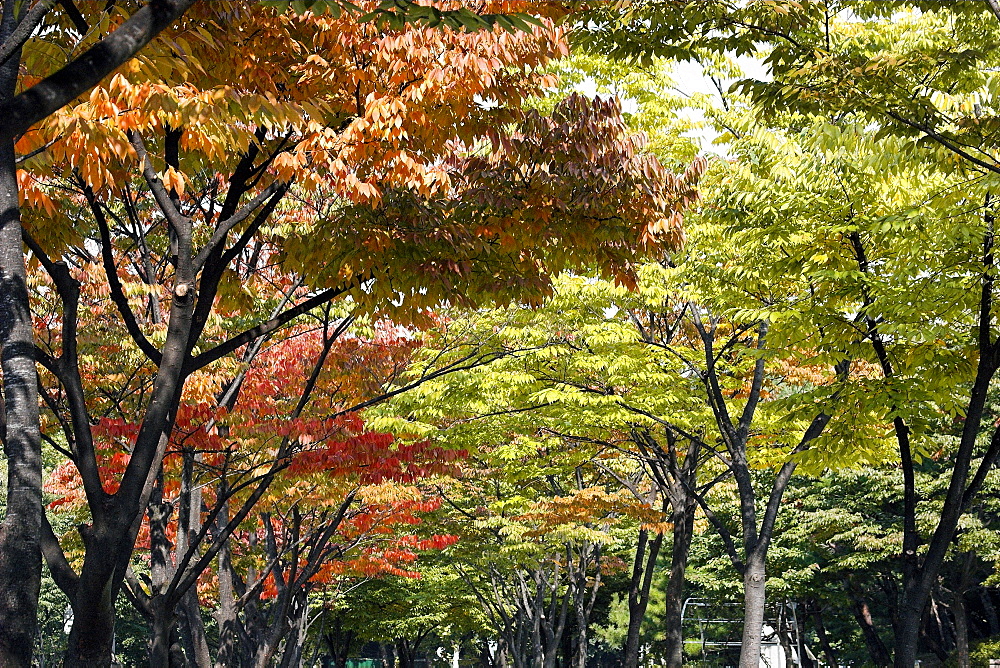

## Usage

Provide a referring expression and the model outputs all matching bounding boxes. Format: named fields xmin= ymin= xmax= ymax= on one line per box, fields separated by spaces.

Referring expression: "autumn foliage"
xmin=17 ymin=1 xmax=700 ymax=313
xmin=0 ymin=0 xmax=710 ymax=664
xmin=44 ymin=308 xmax=464 ymax=581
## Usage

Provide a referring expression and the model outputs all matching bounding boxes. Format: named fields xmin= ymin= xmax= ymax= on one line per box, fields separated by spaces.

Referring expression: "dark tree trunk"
xmin=795 ymin=605 xmax=815 ymax=668
xmin=664 ymin=502 xmax=695 ymax=668
xmin=777 ymin=605 xmax=794 ymax=668
xmin=324 ymin=617 xmax=355 ymax=668
xmin=66 ymin=229 xmax=198 ymax=665
xmin=920 ymin=610 xmax=951 ymax=663
xmin=381 ymin=643 xmax=396 ymax=668
xmin=215 ymin=497 xmax=244 ymax=668
xmin=572 ymin=619 xmax=585 ymax=668
xmin=277 ymin=596 xmax=310 ymax=668
xmin=0 ymin=5 xmax=42 ymax=667
xmin=928 ymin=594 xmax=953 ymax=659
xmin=981 ymin=589 xmax=999 ymax=636
xmin=479 ymin=638 xmax=495 ymax=668
xmin=953 ymin=591 xmax=970 ymax=668
xmin=65 ymin=524 xmax=126 ymax=666
xmin=845 ymin=578 xmax=891 ymax=666
xmin=949 ymin=553 xmax=975 ymax=668
xmin=810 ymin=606 xmax=838 ymax=668
xmin=876 ymin=215 xmax=1000 ymax=667
xmin=147 ymin=473 xmax=173 ymax=666
xmin=572 ymin=590 xmax=586 ymax=668
xmin=396 ymin=638 xmax=416 ymax=668
xmin=175 ymin=449 xmax=211 ymax=667
xmin=178 ymin=589 xmax=211 ymax=667
xmin=623 ymin=529 xmax=662 ymax=668
xmin=895 ymin=597 xmax=925 ymax=668
xmin=150 ymin=599 xmax=177 ymax=667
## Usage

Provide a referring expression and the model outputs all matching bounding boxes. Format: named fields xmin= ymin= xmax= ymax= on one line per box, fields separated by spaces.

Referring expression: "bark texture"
xmin=0 ymin=4 xmax=42 ymax=665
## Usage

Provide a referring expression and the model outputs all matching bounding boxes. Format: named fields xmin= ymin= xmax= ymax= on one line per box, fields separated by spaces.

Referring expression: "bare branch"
xmin=193 ymin=180 xmax=288 ymax=270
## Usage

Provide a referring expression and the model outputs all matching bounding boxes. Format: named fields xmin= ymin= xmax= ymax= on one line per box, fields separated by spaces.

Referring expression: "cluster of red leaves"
xmin=256 ymin=500 xmax=461 ymax=599
xmin=47 ymin=318 xmax=462 ymax=590
xmin=289 ymin=433 xmax=465 ymax=485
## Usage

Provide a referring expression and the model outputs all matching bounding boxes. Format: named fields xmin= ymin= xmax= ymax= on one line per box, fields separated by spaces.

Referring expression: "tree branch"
xmin=988 ymin=0 xmax=1000 ymax=23
xmin=0 ymin=0 xmax=58 ymax=68
xmin=82 ymin=181 xmax=162 ymax=364
xmin=0 ymin=0 xmax=199 ymax=142
xmin=128 ymin=129 xmax=190 ymax=235
xmin=22 ymin=228 xmax=107 ymax=512
xmin=193 ymin=180 xmax=287 ymax=270
xmin=185 ymin=285 xmax=353 ymax=372
xmin=41 ymin=512 xmax=79 ymax=599
xmin=882 ymin=107 xmax=1000 ymax=175
xmin=737 ymin=320 xmax=768 ymax=434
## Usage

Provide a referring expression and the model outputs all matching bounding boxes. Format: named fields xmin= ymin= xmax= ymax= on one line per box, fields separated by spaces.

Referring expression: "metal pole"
xmin=790 ymin=601 xmax=804 ymax=667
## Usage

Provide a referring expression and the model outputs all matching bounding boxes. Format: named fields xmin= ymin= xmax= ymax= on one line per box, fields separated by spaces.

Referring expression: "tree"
xmin=0 ymin=3 xmax=203 ymax=662
xmin=43 ymin=305 xmax=467 ymax=665
xmin=383 ymin=101 xmax=991 ymax=668
xmin=327 ymin=566 xmax=486 ymax=668
xmin=11 ymin=2 xmax=701 ymax=664
xmin=686 ymin=105 xmax=1000 ymax=665
xmin=579 ymin=7 xmax=1000 ymax=660
xmin=378 ymin=265 xmax=823 ymax=668
xmin=0 ymin=2 xmax=586 ymax=662
xmin=376 ymin=308 xmax=678 ymax=668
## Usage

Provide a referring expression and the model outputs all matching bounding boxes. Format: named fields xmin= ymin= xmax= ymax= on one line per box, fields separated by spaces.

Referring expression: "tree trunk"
xmin=738 ymin=554 xmax=766 ymax=668
xmin=381 ymin=642 xmax=395 ymax=668
xmin=175 ymin=449 xmax=212 ymax=667
xmin=396 ymin=638 xmax=416 ymax=668
xmin=664 ymin=503 xmax=695 ymax=668
xmin=479 ymin=638 xmax=494 ymax=668
xmin=215 ymin=495 xmax=245 ymax=668
xmin=277 ymin=598 xmax=310 ymax=668
xmin=982 ymin=589 xmax=999 ymax=636
xmin=527 ymin=572 xmax=544 ymax=668
xmin=889 ymin=325 xmax=1000 ymax=667
xmin=147 ymin=474 xmax=175 ymax=667
xmin=953 ymin=591 xmax=970 ymax=668
xmin=927 ymin=594 xmax=952 ymax=660
xmin=777 ymin=605 xmax=794 ymax=668
xmin=845 ymin=579 xmax=891 ymax=667
xmin=795 ymin=605 xmax=815 ymax=668
xmin=623 ymin=529 xmax=662 ymax=668
xmin=541 ymin=569 xmax=571 ymax=668
xmin=150 ymin=600 xmax=176 ymax=668
xmin=0 ymin=5 xmax=42 ymax=666
xmin=178 ymin=589 xmax=212 ymax=667
xmin=573 ymin=587 xmax=587 ymax=668
xmin=810 ymin=607 xmax=838 ymax=668
xmin=66 ymin=243 xmax=198 ymax=664
xmin=894 ymin=597 xmax=923 ymax=668
xmin=65 ymin=529 xmax=124 ymax=667
xmin=325 ymin=617 xmax=354 ymax=668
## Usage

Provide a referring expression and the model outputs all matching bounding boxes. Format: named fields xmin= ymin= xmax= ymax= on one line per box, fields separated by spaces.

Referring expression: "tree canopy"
xmin=8 ymin=2 xmax=1000 ymax=668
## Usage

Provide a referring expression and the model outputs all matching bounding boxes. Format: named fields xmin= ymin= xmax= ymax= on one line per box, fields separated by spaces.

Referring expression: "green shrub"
xmin=943 ymin=637 xmax=1000 ymax=668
